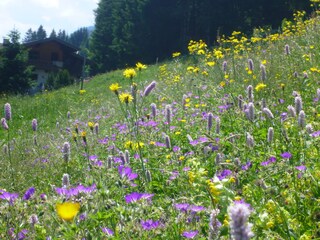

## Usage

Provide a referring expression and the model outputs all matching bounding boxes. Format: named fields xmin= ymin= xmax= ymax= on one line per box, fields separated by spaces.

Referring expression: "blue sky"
xmin=0 ymin=0 xmax=98 ymax=40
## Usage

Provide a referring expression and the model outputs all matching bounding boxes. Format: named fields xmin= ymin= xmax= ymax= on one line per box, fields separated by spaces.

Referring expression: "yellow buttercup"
xmin=56 ymin=202 xmax=80 ymax=221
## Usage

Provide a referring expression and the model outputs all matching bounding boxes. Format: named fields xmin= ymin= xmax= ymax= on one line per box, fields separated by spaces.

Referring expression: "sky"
xmin=0 ymin=0 xmax=99 ymax=40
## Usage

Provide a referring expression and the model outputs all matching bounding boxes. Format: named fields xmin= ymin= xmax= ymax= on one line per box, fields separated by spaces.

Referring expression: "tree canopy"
xmin=90 ymin=0 xmax=311 ymax=73
xmin=0 ymin=30 xmax=34 ymax=94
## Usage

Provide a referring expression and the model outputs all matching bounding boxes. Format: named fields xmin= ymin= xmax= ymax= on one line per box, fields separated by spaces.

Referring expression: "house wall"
xmin=34 ymin=69 xmax=48 ymax=85
xmin=30 ymin=42 xmax=64 ymax=66
xmin=26 ymin=39 xmax=84 ymax=82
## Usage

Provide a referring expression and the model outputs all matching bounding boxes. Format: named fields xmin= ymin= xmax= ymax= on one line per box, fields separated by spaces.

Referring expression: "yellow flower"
xmin=81 ymin=131 xmax=87 ymax=138
xmin=188 ymin=171 xmax=195 ymax=184
xmin=88 ymin=122 xmax=94 ymax=130
xmin=119 ymin=93 xmax=134 ymax=104
xmin=79 ymin=89 xmax=86 ymax=94
xmin=266 ymin=221 xmax=275 ymax=229
xmin=234 ymin=196 xmax=242 ymax=201
xmin=125 ymin=141 xmax=133 ymax=149
xmin=172 ymin=52 xmax=181 ymax=58
xmin=202 ymin=71 xmax=208 ymax=76
xmin=109 ymin=83 xmax=122 ymax=94
xmin=136 ymin=62 xmax=147 ymax=71
xmin=206 ymin=180 xmax=221 ymax=196
xmin=123 ymin=68 xmax=137 ymax=79
xmin=187 ymin=66 xmax=194 ymax=72
xmin=197 ymin=49 xmax=205 ymax=55
xmin=255 ymin=83 xmax=267 ymax=91
xmin=72 ymin=132 xmax=77 ymax=142
xmin=56 ymin=202 xmax=80 ymax=221
xmin=133 ymin=142 xmax=144 ymax=150
xmin=206 ymin=61 xmax=215 ymax=66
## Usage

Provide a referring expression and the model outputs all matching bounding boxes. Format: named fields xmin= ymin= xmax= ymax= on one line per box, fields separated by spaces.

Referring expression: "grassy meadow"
xmin=1 ymin=9 xmax=320 ymax=239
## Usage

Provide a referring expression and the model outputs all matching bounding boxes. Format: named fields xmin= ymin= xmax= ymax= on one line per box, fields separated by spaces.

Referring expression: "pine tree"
xmin=36 ymin=25 xmax=47 ymax=40
xmin=90 ymin=0 xmax=147 ymax=73
xmin=0 ymin=29 xmax=33 ymax=94
xmin=90 ymin=0 xmax=115 ymax=72
xmin=57 ymin=30 xmax=69 ymax=41
xmin=23 ymin=28 xmax=37 ymax=43
xmin=69 ymin=27 xmax=89 ymax=48
xmin=50 ymin=29 xmax=57 ymax=38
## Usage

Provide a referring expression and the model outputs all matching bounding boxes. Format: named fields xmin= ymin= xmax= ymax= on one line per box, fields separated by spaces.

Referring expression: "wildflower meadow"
xmin=1 ymin=8 xmax=320 ymax=240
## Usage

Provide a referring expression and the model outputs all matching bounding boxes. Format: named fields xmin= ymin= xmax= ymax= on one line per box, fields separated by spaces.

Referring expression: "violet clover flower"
xmin=228 ymin=201 xmax=254 ymax=240
xmin=4 ymin=103 xmax=11 ymax=121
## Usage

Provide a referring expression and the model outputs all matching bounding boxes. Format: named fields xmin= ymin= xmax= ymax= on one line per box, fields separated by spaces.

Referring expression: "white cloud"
xmin=30 ymin=0 xmax=60 ymax=9
xmin=0 ymin=0 xmax=97 ymax=39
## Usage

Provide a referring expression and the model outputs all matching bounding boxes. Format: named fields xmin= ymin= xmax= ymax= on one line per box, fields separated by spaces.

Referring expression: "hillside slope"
xmin=1 ymin=10 xmax=320 ymax=239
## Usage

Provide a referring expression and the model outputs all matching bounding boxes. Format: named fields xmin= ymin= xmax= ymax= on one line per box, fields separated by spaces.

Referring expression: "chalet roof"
xmin=23 ymin=37 xmax=80 ymax=52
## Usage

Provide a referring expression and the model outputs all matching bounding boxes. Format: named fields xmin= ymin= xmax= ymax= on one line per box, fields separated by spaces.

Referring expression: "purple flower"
xmin=169 ymin=170 xmax=179 ymax=180
xmin=241 ymin=161 xmax=252 ymax=171
xmin=118 ymin=165 xmax=138 ymax=181
xmin=141 ymin=219 xmax=160 ymax=230
xmin=4 ymin=103 xmax=11 ymax=121
xmin=173 ymin=146 xmax=181 ymax=152
xmin=174 ymin=203 xmax=190 ymax=212
xmin=234 ymin=199 xmax=251 ymax=209
xmin=190 ymin=136 xmax=208 ymax=146
xmin=7 ymin=228 xmax=15 ymax=238
xmin=125 ymin=192 xmax=154 ymax=203
xmin=55 ymin=183 xmax=96 ymax=197
xmin=280 ymin=112 xmax=288 ymax=121
xmin=281 ymin=152 xmax=292 ymax=159
xmin=89 ymin=155 xmax=98 ymax=161
xmin=98 ymin=137 xmax=109 ymax=144
xmin=101 ymin=227 xmax=114 ymax=236
xmin=311 ymin=130 xmax=320 ymax=137
xmin=143 ymin=81 xmax=157 ymax=97
xmin=32 ymin=119 xmax=38 ymax=131
xmin=182 ymin=230 xmax=199 ymax=239
xmin=40 ymin=193 xmax=47 ymax=201
xmin=18 ymin=229 xmax=28 ymax=240
xmin=217 ymin=169 xmax=232 ymax=180
xmin=23 ymin=187 xmax=35 ymax=201
xmin=228 ymin=202 xmax=254 ymax=239
xmin=295 ymin=165 xmax=306 ymax=171
xmin=189 ymin=205 xmax=205 ymax=213
xmin=155 ymin=142 xmax=166 ymax=147
xmin=79 ymin=213 xmax=87 ymax=221
xmin=1 ymin=118 xmax=9 ymax=130
xmin=261 ymin=156 xmax=276 ymax=166
xmin=0 ymin=191 xmax=19 ymax=204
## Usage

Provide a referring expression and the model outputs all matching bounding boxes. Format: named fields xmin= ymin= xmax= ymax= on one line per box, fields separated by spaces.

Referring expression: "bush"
xmin=46 ymin=69 xmax=74 ymax=90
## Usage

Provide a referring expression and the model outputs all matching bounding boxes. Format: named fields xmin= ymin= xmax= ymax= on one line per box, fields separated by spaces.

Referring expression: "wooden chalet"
xmin=24 ymin=37 xmax=84 ymax=87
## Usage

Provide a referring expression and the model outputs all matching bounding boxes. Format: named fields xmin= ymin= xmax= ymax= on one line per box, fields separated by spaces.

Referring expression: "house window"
xmin=29 ymin=51 xmax=39 ymax=60
xmin=51 ymin=52 xmax=59 ymax=61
